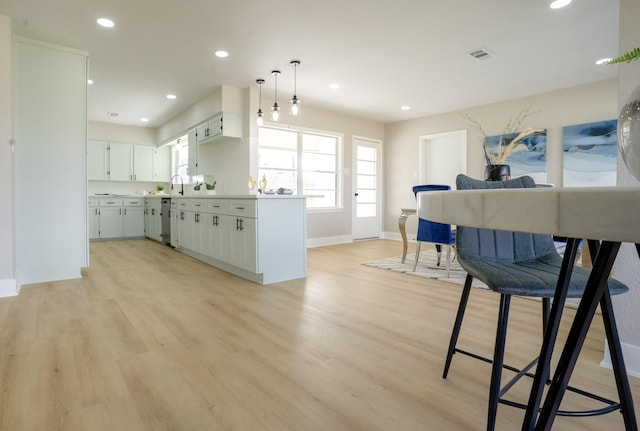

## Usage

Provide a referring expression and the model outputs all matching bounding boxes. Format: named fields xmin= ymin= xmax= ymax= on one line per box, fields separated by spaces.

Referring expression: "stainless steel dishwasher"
xmin=161 ymin=197 xmax=171 ymax=245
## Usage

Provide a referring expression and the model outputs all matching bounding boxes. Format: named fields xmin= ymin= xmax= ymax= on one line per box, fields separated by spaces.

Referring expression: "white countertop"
xmin=417 ymin=186 xmax=640 ymax=243
xmin=91 ymin=194 xmax=305 ymax=199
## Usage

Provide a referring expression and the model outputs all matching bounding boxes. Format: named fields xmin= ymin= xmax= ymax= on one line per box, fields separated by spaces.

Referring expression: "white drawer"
xmin=175 ymin=199 xmax=190 ymax=209
xmin=88 ymin=199 xmax=99 ymax=207
xmin=100 ymin=199 xmax=123 ymax=207
xmin=207 ymin=199 xmax=229 ymax=213
xmin=124 ymin=198 xmax=144 ymax=207
xmin=187 ymin=199 xmax=207 ymax=212
xmin=228 ymin=200 xmax=256 ymax=218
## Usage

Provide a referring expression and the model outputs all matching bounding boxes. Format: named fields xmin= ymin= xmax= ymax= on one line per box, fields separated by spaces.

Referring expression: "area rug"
xmin=363 ymin=249 xmax=488 ymax=289
xmin=364 ymin=249 xmax=583 ymax=308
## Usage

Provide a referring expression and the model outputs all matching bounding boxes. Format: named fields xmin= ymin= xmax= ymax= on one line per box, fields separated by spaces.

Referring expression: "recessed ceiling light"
xmin=596 ymin=58 xmax=613 ymax=65
xmin=87 ymin=79 xmax=93 ymax=85
xmin=166 ymin=94 xmax=177 ymax=100
xmin=140 ymin=118 xmax=149 ymax=122
xmin=97 ymin=18 xmax=115 ymax=28
xmin=214 ymin=50 xmax=229 ymax=58
xmin=550 ymin=0 xmax=571 ymax=9
xmin=329 ymin=83 xmax=340 ymax=90
xmin=401 ymin=106 xmax=411 ymax=111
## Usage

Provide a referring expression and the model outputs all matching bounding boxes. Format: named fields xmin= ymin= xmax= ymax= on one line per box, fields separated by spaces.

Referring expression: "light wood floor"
xmin=0 ymin=239 xmax=638 ymax=430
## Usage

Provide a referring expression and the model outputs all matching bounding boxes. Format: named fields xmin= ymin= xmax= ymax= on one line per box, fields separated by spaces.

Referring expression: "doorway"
xmin=352 ymin=137 xmax=382 ymax=240
xmin=418 ymin=130 xmax=467 ymax=187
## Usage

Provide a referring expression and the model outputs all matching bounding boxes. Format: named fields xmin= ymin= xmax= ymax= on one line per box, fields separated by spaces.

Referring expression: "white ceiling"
xmin=0 ymin=0 xmax=620 ymax=128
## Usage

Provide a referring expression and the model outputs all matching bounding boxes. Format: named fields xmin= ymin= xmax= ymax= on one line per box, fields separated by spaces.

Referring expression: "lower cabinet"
xmin=124 ymin=200 xmax=145 ymax=237
xmin=172 ymin=197 xmax=306 ymax=284
xmin=144 ymin=198 xmax=162 ymax=242
xmin=228 ymin=215 xmax=257 ymax=272
xmin=89 ymin=197 xmax=145 ymax=240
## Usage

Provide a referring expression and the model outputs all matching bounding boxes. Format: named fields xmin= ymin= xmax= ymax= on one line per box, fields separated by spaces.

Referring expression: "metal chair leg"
xmin=600 ymin=288 xmax=638 ymax=431
xmin=413 ymin=241 xmax=422 ymax=271
xmin=488 ymin=294 xmax=511 ymax=431
xmin=445 ymin=244 xmax=451 ymax=278
xmin=443 ymin=274 xmax=473 ymax=378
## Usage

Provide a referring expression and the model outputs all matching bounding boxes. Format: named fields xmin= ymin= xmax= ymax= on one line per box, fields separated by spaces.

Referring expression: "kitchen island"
xmin=169 ymin=195 xmax=307 ymax=285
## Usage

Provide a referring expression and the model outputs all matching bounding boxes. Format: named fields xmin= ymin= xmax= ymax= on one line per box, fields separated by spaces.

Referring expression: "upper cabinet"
xmin=88 ymin=140 xmax=164 ymax=182
xmin=154 ymin=145 xmax=171 ymax=182
xmin=196 ymin=112 xmax=243 ymax=145
xmin=109 ymin=142 xmax=134 ymax=181
xmin=87 ymin=140 xmax=109 ymax=181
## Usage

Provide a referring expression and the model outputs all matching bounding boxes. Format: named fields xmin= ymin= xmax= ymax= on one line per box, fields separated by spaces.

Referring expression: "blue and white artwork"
xmin=485 ymin=131 xmax=548 ymax=183
xmin=562 ymin=120 xmax=617 ymax=187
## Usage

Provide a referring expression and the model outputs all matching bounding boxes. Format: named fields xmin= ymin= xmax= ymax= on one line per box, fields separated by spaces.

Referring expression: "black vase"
xmin=484 ymin=164 xmax=511 ymax=181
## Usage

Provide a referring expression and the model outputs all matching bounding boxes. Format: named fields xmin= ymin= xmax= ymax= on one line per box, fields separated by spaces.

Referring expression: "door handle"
xmin=354 ymin=193 xmax=359 ymax=196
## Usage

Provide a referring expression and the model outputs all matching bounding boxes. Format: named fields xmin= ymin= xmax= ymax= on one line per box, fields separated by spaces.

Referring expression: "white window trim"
xmin=259 ymin=122 xmax=344 ymax=212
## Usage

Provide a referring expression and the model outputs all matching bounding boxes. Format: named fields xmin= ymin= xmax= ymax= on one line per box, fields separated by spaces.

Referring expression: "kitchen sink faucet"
xmin=170 ymin=175 xmax=184 ymax=196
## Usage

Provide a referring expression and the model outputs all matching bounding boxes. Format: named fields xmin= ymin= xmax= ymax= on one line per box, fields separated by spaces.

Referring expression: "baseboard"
xmin=0 ymin=278 xmax=18 ymax=298
xmin=383 ymin=231 xmax=411 ymax=242
xmin=601 ymin=339 xmax=640 ymax=378
xmin=307 ymin=235 xmax=353 ymax=248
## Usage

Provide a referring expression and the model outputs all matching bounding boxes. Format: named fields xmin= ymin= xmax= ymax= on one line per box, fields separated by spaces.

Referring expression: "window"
xmin=170 ymin=134 xmax=202 ymax=184
xmin=258 ymin=126 xmax=342 ymax=209
xmin=173 ymin=136 xmax=189 ymax=181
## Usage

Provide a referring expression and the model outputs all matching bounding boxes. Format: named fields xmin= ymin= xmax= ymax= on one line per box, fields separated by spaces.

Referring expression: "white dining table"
xmin=418 ymin=186 xmax=640 ymax=430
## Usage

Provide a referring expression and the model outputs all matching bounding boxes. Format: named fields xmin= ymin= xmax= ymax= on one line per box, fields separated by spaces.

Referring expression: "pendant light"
xmin=256 ymin=79 xmax=265 ymax=126
xmin=290 ymin=60 xmax=301 ymax=116
xmin=271 ymin=70 xmax=281 ymax=121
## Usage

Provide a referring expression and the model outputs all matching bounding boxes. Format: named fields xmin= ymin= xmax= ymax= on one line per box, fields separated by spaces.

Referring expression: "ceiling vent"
xmin=467 ymin=48 xmax=494 ymax=60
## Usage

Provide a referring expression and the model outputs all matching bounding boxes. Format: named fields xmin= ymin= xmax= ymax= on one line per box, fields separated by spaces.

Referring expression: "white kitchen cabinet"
xmin=144 ymin=198 xmax=162 ymax=242
xmin=89 ymin=197 xmax=146 ymax=240
xmin=198 ymin=112 xmax=243 ymax=144
xmin=87 ymin=141 xmax=109 ymax=181
xmin=170 ymin=199 xmax=178 ymax=247
xmin=87 ymin=141 xmax=157 ymax=182
xmin=109 ymin=142 xmax=133 ymax=181
xmin=228 ymin=215 xmax=257 ymax=272
xmin=99 ymin=205 xmax=124 ymax=239
xmin=88 ymin=198 xmax=100 ymax=239
xmin=133 ymin=145 xmax=154 ymax=182
xmin=187 ymin=128 xmax=199 ymax=176
xmin=227 ymin=200 xmax=257 ymax=272
xmin=208 ymin=201 xmax=229 ymax=262
xmin=123 ymin=198 xmax=145 ymax=237
xmin=171 ymin=196 xmax=306 ymax=284
xmin=154 ymin=145 xmax=171 ymax=182
xmin=196 ymin=121 xmax=209 ymax=145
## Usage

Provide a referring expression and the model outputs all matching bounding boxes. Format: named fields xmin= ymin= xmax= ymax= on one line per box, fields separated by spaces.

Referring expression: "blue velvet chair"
xmin=442 ymin=174 xmax=634 ymax=431
xmin=412 ymin=185 xmax=456 ymax=277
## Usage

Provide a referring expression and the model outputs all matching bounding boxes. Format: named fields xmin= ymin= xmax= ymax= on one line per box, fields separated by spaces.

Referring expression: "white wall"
xmin=0 ymin=15 xmax=15 ymax=296
xmin=384 ymin=79 xmax=618 ymax=237
xmin=14 ymin=38 xmax=88 ymax=286
xmin=89 ymin=121 xmax=156 ymax=144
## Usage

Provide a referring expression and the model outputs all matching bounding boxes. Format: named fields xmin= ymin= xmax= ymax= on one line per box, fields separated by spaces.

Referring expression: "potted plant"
xmin=465 ymin=106 xmax=544 ymax=181
xmin=156 ymin=184 xmax=164 ymax=194
xmin=607 ymin=47 xmax=640 ymax=64
xmin=205 ymin=181 xmax=217 ymax=195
